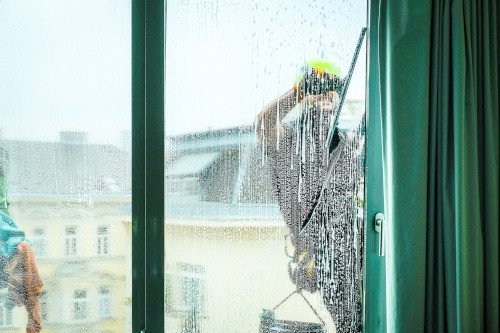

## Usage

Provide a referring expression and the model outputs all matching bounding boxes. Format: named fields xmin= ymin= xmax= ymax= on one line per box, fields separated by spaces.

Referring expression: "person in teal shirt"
xmin=0 ymin=144 xmax=43 ymax=333
xmin=0 ymin=211 xmax=26 ymax=261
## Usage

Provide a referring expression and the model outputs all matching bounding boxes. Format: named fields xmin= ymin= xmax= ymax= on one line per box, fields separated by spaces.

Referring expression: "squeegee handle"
xmin=300 ymin=27 xmax=367 ymax=234
xmin=325 ymin=27 xmax=367 ymax=150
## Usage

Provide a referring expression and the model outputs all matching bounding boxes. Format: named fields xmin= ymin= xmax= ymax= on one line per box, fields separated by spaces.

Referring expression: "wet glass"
xmin=0 ymin=1 xmax=132 ymax=332
xmin=165 ymin=1 xmax=366 ymax=332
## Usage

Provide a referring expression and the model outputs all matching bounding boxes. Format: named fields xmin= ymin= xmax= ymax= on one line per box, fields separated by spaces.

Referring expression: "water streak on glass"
xmin=0 ymin=1 xmax=132 ymax=332
xmin=165 ymin=0 xmax=366 ymax=332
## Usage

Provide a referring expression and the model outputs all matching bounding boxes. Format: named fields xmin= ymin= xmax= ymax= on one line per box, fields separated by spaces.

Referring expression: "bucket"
xmin=259 ymin=290 xmax=326 ymax=333
xmin=260 ymin=317 xmax=325 ymax=333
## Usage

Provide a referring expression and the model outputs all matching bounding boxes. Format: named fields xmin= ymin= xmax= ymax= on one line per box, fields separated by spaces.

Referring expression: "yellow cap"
xmin=295 ymin=59 xmax=341 ymax=85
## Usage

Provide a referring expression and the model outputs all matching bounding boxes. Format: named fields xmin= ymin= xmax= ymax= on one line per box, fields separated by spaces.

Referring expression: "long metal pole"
xmin=325 ymin=28 xmax=367 ymax=150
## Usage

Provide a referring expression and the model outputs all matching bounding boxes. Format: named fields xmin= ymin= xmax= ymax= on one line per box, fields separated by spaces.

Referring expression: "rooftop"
xmin=1 ymin=102 xmax=364 ymax=223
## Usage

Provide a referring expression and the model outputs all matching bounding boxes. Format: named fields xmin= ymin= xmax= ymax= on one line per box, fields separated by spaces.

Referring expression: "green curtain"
xmin=373 ymin=0 xmax=499 ymax=332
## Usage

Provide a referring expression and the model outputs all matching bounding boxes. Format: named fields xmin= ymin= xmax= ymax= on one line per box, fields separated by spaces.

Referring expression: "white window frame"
xmin=0 ymin=307 xmax=13 ymax=328
xmin=165 ymin=270 xmax=174 ymax=313
xmin=97 ymin=226 xmax=109 ymax=256
xmin=0 ymin=292 xmax=14 ymax=328
xmin=73 ymin=289 xmax=88 ymax=321
xmin=98 ymin=287 xmax=113 ymax=320
xmin=178 ymin=263 xmax=205 ymax=314
xmin=31 ymin=227 xmax=47 ymax=258
xmin=40 ymin=291 xmax=48 ymax=323
xmin=65 ymin=226 xmax=78 ymax=256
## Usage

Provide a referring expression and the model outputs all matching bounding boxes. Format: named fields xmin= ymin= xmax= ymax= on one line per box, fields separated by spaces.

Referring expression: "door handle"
xmin=374 ymin=213 xmax=385 ymax=256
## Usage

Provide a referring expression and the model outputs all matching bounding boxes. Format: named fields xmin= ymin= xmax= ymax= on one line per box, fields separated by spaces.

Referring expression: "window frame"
xmin=65 ymin=225 xmax=78 ymax=257
xmin=98 ymin=287 xmax=113 ymax=320
xmin=97 ymin=226 xmax=110 ymax=256
xmin=179 ymin=273 xmax=205 ymax=314
xmin=131 ymin=0 xmax=386 ymax=332
xmin=165 ymin=263 xmax=206 ymax=316
xmin=132 ymin=0 xmax=165 ymax=332
xmin=32 ymin=226 xmax=47 ymax=258
xmin=72 ymin=289 xmax=89 ymax=322
xmin=40 ymin=291 xmax=48 ymax=323
xmin=0 ymin=292 xmax=13 ymax=328
xmin=363 ymin=1 xmax=387 ymax=332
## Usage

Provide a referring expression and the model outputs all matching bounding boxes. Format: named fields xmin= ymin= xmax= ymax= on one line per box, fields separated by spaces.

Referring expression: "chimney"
xmin=59 ymin=131 xmax=88 ymax=145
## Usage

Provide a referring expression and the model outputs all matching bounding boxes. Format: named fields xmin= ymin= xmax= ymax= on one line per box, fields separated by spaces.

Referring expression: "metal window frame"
xmin=131 ymin=0 xmax=386 ymax=331
xmin=364 ymin=0 xmax=387 ymax=332
xmin=132 ymin=0 xmax=165 ymax=332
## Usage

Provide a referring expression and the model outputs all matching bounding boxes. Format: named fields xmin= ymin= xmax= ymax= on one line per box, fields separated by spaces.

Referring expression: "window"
xmin=165 ymin=263 xmax=205 ymax=315
xmin=164 ymin=1 xmax=367 ymax=331
xmin=73 ymin=289 xmax=88 ymax=321
xmin=1 ymin=1 xmax=132 ymax=332
xmin=165 ymin=273 xmax=173 ymax=313
xmin=65 ymin=226 xmax=78 ymax=256
xmin=31 ymin=227 xmax=47 ymax=257
xmin=97 ymin=226 xmax=109 ymax=256
xmin=99 ymin=287 xmax=113 ymax=320
xmin=179 ymin=264 xmax=205 ymax=313
xmin=0 ymin=293 xmax=13 ymax=328
xmin=40 ymin=291 xmax=48 ymax=322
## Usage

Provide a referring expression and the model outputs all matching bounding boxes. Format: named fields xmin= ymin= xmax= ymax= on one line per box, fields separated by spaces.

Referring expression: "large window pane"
xmin=165 ymin=1 xmax=366 ymax=332
xmin=0 ymin=1 xmax=131 ymax=332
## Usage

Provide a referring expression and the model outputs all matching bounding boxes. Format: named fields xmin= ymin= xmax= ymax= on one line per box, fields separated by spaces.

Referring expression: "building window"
xmin=40 ymin=291 xmax=48 ymax=322
xmin=0 ymin=293 xmax=13 ymax=328
xmin=31 ymin=227 xmax=47 ymax=257
xmin=99 ymin=287 xmax=112 ymax=320
xmin=97 ymin=226 xmax=109 ymax=256
xmin=73 ymin=289 xmax=88 ymax=321
xmin=179 ymin=263 xmax=205 ymax=313
xmin=65 ymin=226 xmax=77 ymax=256
xmin=165 ymin=263 xmax=205 ymax=315
xmin=165 ymin=273 xmax=173 ymax=313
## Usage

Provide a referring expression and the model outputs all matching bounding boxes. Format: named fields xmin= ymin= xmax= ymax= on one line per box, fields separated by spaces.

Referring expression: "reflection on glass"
xmin=165 ymin=1 xmax=366 ymax=332
xmin=0 ymin=1 xmax=132 ymax=332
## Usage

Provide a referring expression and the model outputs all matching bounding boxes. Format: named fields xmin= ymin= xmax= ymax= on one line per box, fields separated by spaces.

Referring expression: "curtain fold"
xmin=375 ymin=0 xmax=499 ymax=331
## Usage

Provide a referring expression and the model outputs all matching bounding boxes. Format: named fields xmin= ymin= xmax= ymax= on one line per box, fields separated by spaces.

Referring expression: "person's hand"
xmin=301 ymin=91 xmax=339 ymax=110
xmin=294 ymin=70 xmax=341 ymax=103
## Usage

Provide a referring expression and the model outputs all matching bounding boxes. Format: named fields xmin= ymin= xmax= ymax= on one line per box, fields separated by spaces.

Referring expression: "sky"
xmin=0 ymin=0 xmax=366 ymax=145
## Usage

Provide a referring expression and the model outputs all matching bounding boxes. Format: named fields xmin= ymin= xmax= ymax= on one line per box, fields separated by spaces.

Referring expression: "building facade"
xmin=1 ymin=135 xmax=131 ymax=333
xmin=1 ymin=102 xmax=362 ymax=332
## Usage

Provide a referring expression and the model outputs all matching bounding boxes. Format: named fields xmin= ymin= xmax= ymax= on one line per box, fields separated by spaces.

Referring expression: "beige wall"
xmin=165 ymin=222 xmax=335 ymax=333
xmin=3 ymin=198 xmax=335 ymax=332
xmin=5 ymin=197 xmax=130 ymax=333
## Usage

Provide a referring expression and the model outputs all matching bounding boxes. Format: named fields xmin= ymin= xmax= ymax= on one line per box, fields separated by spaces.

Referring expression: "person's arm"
xmin=6 ymin=241 xmax=43 ymax=333
xmin=255 ymin=88 xmax=298 ymax=148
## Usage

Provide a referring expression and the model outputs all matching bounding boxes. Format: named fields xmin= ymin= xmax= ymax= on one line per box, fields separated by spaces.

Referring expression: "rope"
xmin=272 ymin=289 xmax=298 ymax=311
xmin=272 ymin=289 xmax=326 ymax=326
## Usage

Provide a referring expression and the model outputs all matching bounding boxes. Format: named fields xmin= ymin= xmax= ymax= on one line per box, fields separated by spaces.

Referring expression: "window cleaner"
xmin=0 ymin=145 xmax=43 ymax=333
xmin=256 ymin=28 xmax=366 ymax=333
